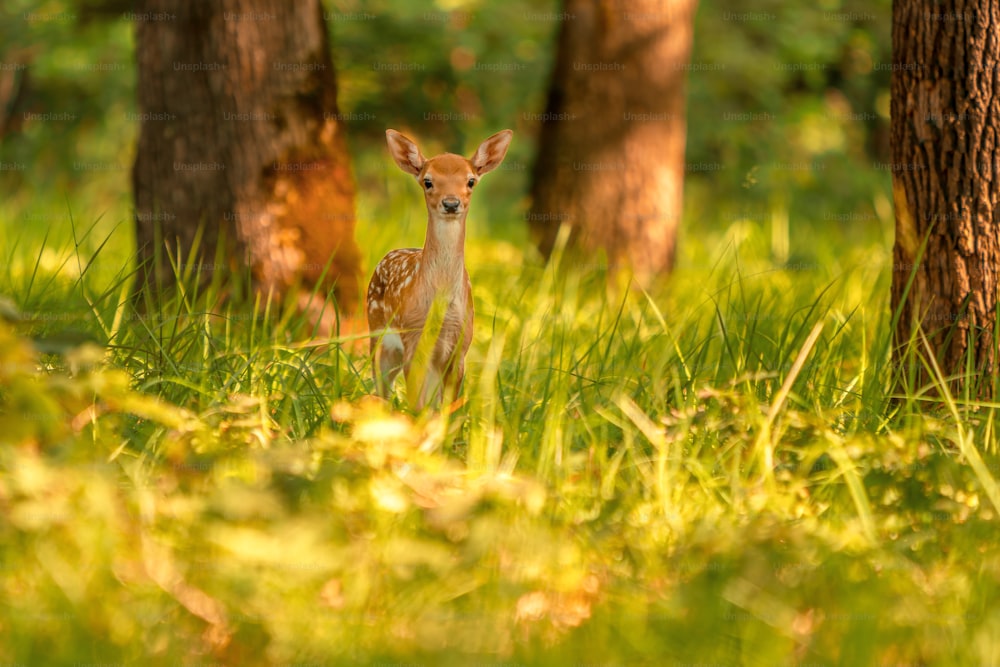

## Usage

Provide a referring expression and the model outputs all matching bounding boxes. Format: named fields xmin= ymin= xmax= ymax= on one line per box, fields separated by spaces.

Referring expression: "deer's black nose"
xmin=442 ymin=197 xmax=460 ymax=213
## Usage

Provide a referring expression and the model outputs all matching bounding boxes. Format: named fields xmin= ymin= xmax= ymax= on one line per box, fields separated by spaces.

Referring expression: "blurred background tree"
xmin=131 ymin=0 xmax=361 ymax=326
xmin=528 ymin=0 xmax=698 ymax=287
xmin=0 ymin=0 xmax=892 ymax=304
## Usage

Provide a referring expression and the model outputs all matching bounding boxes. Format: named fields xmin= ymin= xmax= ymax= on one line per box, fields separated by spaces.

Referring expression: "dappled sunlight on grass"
xmin=2 ymin=207 xmax=999 ymax=664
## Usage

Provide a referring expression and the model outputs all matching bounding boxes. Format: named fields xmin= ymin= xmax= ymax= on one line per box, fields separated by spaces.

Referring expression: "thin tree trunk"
xmin=890 ymin=1 xmax=1000 ymax=395
xmin=132 ymin=0 xmax=361 ymax=320
xmin=528 ymin=0 xmax=697 ymax=286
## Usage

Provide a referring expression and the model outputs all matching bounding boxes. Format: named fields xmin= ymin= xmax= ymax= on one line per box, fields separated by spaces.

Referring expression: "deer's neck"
xmin=420 ymin=213 xmax=467 ymax=290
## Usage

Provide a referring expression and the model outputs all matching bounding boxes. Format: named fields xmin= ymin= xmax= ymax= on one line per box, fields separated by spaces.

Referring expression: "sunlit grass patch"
xmin=2 ymin=205 xmax=1000 ymax=664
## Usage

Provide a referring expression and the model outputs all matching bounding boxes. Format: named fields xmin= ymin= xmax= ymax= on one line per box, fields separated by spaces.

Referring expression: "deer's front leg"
xmin=372 ymin=330 xmax=404 ymax=398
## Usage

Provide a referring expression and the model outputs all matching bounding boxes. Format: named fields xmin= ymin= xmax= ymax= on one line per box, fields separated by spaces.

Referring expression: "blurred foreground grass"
xmin=2 ymin=204 xmax=1000 ymax=666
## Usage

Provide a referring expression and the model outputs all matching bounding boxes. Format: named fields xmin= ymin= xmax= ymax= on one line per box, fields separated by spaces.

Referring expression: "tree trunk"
xmin=132 ymin=0 xmax=361 ymax=321
xmin=890 ymin=1 xmax=1000 ymax=395
xmin=528 ymin=0 xmax=697 ymax=286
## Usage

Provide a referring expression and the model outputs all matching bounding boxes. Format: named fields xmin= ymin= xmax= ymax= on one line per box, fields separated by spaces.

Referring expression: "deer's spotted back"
xmin=366 ymin=248 xmax=421 ymax=328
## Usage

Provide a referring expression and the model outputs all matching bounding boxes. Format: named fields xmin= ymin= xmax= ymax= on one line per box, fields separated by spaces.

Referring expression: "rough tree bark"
xmin=891 ymin=1 xmax=1000 ymax=394
xmin=132 ymin=0 xmax=361 ymax=321
xmin=528 ymin=0 xmax=698 ymax=286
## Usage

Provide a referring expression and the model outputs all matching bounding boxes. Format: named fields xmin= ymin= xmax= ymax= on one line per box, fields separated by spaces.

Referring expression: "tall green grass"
xmin=2 ymin=198 xmax=1000 ymax=665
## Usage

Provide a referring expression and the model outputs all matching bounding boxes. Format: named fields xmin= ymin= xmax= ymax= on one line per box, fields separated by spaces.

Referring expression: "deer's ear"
xmin=386 ymin=129 xmax=425 ymax=176
xmin=471 ymin=130 xmax=513 ymax=176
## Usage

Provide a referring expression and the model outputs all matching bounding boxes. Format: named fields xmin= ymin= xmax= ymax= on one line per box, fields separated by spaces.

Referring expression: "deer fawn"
xmin=367 ymin=128 xmax=513 ymax=409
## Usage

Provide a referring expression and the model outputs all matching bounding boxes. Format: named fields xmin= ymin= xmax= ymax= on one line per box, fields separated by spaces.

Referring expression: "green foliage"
xmin=0 ymin=0 xmax=136 ymax=230
xmin=685 ymin=0 xmax=892 ymax=226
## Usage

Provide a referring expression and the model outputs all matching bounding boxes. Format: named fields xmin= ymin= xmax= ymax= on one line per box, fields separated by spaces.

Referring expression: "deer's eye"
xmin=467 ymin=178 xmax=476 ymax=188
xmin=423 ymin=178 xmax=433 ymax=190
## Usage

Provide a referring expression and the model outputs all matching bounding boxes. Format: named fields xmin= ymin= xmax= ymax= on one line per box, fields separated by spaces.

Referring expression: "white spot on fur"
xmin=381 ymin=331 xmax=403 ymax=355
